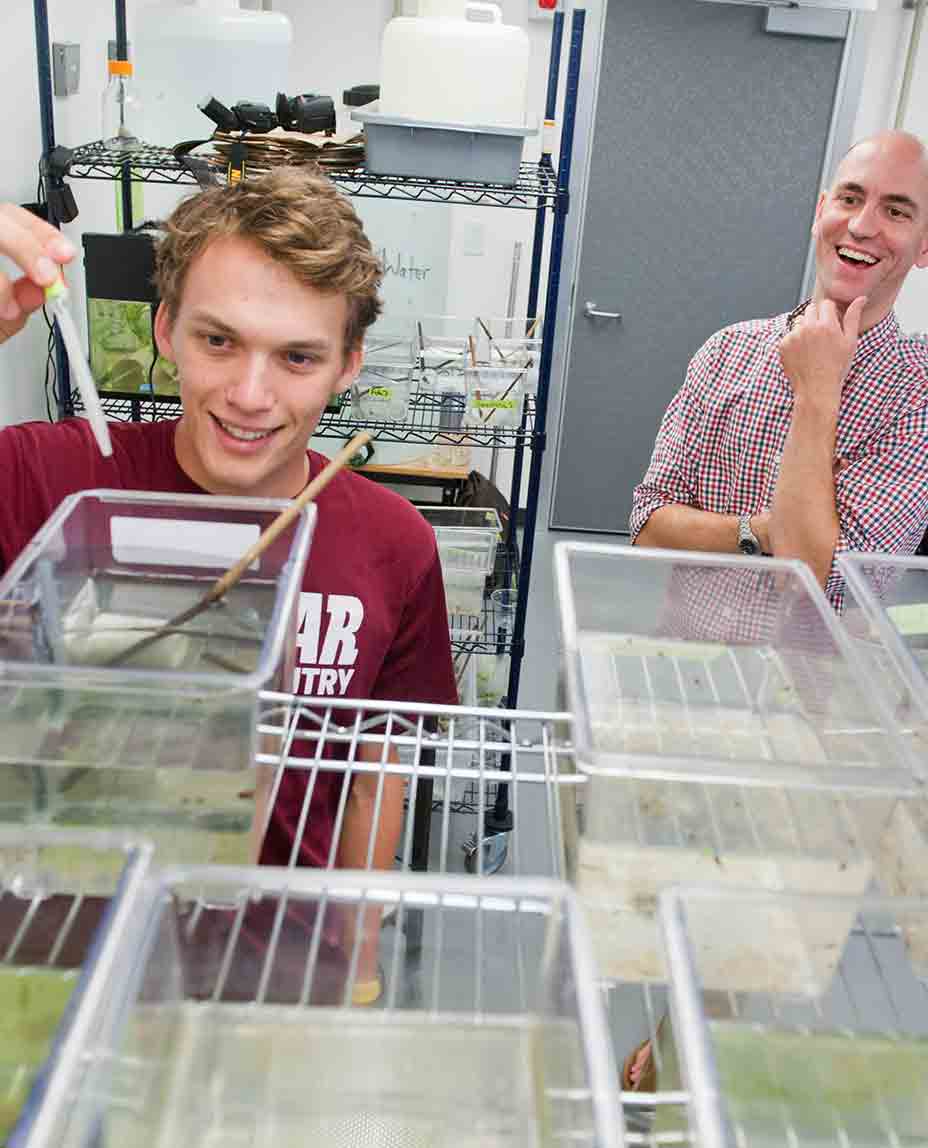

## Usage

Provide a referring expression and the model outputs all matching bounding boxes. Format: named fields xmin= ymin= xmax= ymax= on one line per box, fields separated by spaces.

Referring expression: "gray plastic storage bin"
xmin=351 ymin=103 xmax=537 ymax=186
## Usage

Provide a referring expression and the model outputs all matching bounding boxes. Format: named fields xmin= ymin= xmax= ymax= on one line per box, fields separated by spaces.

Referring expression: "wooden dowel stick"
xmin=104 ymin=431 xmax=372 ymax=668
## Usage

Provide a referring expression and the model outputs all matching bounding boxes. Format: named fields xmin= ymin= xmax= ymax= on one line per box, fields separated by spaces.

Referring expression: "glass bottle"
xmin=102 ymin=59 xmax=143 ymax=152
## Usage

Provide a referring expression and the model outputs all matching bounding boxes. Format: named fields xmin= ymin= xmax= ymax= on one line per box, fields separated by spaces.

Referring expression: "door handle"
xmin=584 ymin=300 xmax=622 ymax=321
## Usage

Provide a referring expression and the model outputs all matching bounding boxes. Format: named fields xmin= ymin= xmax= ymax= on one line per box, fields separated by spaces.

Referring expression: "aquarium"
xmin=0 ymin=830 xmax=151 ymax=1148
xmin=555 ymin=542 xmax=917 ymax=787
xmin=0 ymin=491 xmax=313 ymax=862
xmin=662 ymin=885 xmax=928 ymax=1148
xmin=63 ymin=869 xmax=623 ymax=1148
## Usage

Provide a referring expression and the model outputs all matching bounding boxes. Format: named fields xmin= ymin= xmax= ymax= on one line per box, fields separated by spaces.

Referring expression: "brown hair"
xmin=154 ymin=166 xmax=382 ymax=351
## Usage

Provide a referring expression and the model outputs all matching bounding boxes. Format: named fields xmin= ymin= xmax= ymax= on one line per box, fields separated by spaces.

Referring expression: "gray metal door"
xmin=550 ymin=0 xmax=848 ymax=533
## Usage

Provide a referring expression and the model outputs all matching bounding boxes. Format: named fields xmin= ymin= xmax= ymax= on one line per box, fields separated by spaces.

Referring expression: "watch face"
xmin=738 ymin=539 xmax=758 ymax=555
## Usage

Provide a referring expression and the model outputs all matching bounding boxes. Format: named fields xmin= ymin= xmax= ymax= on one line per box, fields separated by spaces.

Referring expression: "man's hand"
xmin=0 ymin=205 xmax=76 ymax=345
xmin=778 ymin=296 xmax=866 ymax=416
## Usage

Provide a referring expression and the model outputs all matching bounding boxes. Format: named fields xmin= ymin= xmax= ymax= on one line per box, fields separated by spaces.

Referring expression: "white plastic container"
xmin=379 ymin=1 xmax=530 ymax=127
xmin=135 ymin=0 xmax=292 ymax=148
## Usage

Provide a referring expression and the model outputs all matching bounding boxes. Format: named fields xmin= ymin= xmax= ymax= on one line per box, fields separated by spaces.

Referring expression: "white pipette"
xmin=45 ymin=277 xmax=113 ymax=457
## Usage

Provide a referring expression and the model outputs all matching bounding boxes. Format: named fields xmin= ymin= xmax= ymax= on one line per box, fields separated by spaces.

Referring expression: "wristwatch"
xmin=737 ymin=514 xmax=761 ymax=555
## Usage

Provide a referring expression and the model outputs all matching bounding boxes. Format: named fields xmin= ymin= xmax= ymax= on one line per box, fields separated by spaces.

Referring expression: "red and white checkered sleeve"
xmin=824 ymin=400 xmax=928 ymax=610
xmin=629 ymin=340 xmax=714 ymax=541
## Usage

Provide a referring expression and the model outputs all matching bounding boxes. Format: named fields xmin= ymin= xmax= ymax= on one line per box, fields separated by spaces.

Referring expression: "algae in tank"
xmin=0 ymin=966 xmax=77 ymax=1142
xmin=88 ymin=299 xmax=178 ymax=396
xmin=711 ymin=1022 xmax=928 ymax=1147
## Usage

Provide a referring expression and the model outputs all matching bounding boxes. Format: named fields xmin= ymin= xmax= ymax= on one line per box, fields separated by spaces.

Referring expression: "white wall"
xmin=851 ymin=1 xmax=928 ymax=334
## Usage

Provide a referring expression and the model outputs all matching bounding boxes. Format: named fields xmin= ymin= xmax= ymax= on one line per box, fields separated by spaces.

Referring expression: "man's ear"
xmin=916 ymin=229 xmax=928 ymax=270
xmin=333 ymin=345 xmax=363 ymax=396
xmin=811 ymin=191 xmax=826 ymax=236
xmin=153 ymin=301 xmax=175 ymax=361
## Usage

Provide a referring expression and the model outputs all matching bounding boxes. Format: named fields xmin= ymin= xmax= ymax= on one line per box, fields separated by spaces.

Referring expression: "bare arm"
xmin=629 ymin=331 xmax=777 ymax=552
xmin=336 ymin=741 xmax=404 ymax=999
xmin=770 ymin=297 xmax=865 ymax=588
xmin=636 ymin=504 xmax=745 ymax=553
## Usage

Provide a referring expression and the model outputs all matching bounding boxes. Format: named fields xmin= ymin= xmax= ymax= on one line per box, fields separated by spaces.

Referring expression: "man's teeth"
xmin=218 ymin=420 xmax=273 ymax=441
xmin=838 ymin=247 xmax=877 ymax=265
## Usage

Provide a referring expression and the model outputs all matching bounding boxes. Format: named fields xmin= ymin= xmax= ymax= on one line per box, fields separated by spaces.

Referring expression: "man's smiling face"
xmin=812 ymin=133 xmax=928 ymax=329
xmin=155 ymin=235 xmax=360 ymax=498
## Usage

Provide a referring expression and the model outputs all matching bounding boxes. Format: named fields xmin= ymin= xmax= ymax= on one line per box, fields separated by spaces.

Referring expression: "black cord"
xmin=145 ymin=303 xmax=159 ymax=419
xmin=42 ymin=306 xmax=58 ymax=420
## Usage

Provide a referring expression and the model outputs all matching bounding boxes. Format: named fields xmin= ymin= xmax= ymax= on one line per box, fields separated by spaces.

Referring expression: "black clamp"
xmin=40 ymin=145 xmax=79 ymax=224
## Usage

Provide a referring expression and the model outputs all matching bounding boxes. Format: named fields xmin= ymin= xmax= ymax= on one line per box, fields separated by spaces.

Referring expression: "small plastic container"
xmin=465 ymin=364 xmax=524 ymax=428
xmin=0 ymin=490 xmax=313 ymax=863
xmin=554 ymin=541 xmax=919 ymax=984
xmin=437 ymin=544 xmax=488 ymax=621
xmin=478 ymin=588 xmax=518 ymax=708
xmin=0 ymin=830 xmax=152 ymax=1148
xmin=555 ymin=541 xmax=916 ymax=788
xmin=420 ymin=509 xmax=501 ymax=623
xmin=416 ymin=506 xmax=501 ymax=575
xmin=838 ymin=551 xmax=928 ymax=728
xmin=662 ymin=885 xmax=928 ymax=1148
xmin=352 ymin=350 xmax=417 ymax=422
xmin=418 ymin=333 xmax=470 ymax=386
xmin=59 ymin=868 xmax=623 ymax=1148
xmin=471 ymin=323 xmax=541 ymax=395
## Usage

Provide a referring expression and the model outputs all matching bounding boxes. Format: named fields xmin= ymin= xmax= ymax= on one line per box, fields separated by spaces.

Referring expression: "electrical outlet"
xmin=52 ymin=42 xmax=80 ymax=97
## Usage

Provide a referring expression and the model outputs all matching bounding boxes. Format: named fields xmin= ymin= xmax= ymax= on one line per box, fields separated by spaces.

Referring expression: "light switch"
xmin=52 ymin=42 xmax=80 ymax=97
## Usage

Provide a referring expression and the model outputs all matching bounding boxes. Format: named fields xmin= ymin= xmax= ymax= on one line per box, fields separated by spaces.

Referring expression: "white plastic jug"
xmin=135 ymin=0 xmax=292 ymax=147
xmin=379 ymin=2 xmax=530 ymax=128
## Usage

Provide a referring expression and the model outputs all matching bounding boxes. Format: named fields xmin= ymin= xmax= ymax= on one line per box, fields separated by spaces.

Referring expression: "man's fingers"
xmin=0 ymin=206 xmax=75 ymax=291
xmin=12 ymin=276 xmax=46 ymax=317
xmin=0 ymin=271 xmax=19 ymax=322
xmin=0 ymin=203 xmax=76 ymax=259
xmin=842 ymin=295 xmax=867 ymax=340
xmin=819 ymin=299 xmax=842 ymax=328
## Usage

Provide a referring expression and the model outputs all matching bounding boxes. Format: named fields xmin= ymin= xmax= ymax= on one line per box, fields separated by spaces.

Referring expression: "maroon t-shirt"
xmin=0 ymin=417 xmax=457 ymax=867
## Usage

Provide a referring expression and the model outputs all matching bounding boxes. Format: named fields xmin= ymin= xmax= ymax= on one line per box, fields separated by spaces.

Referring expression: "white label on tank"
xmin=110 ymin=516 xmax=260 ymax=569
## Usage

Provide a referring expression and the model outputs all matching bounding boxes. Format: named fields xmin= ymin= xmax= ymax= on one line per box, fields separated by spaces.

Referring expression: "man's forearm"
xmin=337 ymin=749 xmax=404 ymax=871
xmin=768 ymin=398 xmax=840 ymax=587
xmin=336 ymin=748 xmax=405 ymax=992
xmin=634 ymin=504 xmax=741 ymax=553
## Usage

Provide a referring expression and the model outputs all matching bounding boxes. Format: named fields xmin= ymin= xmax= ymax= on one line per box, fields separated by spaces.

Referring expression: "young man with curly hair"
xmin=0 ymin=170 xmax=456 ymax=996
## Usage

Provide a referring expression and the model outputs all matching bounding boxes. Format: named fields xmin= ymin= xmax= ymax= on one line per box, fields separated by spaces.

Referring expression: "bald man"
xmin=630 ymin=130 xmax=928 ymax=611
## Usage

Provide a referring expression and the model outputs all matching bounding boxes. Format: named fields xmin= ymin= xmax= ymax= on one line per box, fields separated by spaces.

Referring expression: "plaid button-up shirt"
xmin=630 ymin=308 xmax=928 ymax=611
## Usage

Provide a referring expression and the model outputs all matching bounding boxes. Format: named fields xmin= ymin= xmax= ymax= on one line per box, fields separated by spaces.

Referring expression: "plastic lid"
xmin=343 ymin=84 xmax=380 ymax=108
xmin=108 ymin=59 xmax=132 ymax=76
